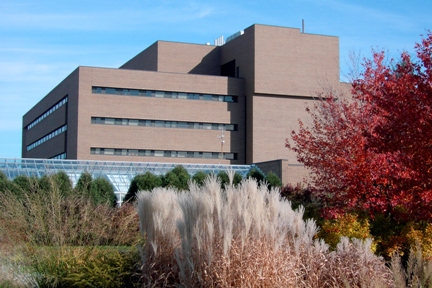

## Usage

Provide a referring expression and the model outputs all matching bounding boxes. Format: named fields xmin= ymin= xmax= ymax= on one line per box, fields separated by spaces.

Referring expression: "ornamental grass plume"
xmin=0 ymin=175 xmax=141 ymax=287
xmin=136 ymin=175 xmax=393 ymax=287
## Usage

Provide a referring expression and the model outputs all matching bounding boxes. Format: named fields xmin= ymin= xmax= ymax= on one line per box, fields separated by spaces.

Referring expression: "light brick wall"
xmin=76 ymin=67 xmax=246 ymax=164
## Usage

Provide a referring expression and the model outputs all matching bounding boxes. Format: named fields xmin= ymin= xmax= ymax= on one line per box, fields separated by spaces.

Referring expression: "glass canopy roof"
xmin=0 ymin=158 xmax=254 ymax=204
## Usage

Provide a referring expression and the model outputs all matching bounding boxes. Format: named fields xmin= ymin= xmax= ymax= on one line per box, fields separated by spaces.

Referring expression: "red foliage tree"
xmin=287 ymin=32 xmax=432 ymax=221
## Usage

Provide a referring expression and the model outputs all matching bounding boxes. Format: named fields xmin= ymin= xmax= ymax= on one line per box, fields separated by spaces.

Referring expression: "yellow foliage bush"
xmin=405 ymin=222 xmax=432 ymax=261
xmin=318 ymin=213 xmax=374 ymax=251
xmin=30 ymin=246 xmax=140 ymax=287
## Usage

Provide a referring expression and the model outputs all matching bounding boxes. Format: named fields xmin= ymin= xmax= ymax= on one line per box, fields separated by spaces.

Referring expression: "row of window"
xmin=91 ymin=117 xmax=236 ymax=131
xmin=27 ymin=97 xmax=68 ymax=130
xmin=51 ymin=153 xmax=67 ymax=159
xmin=92 ymin=86 xmax=238 ymax=103
xmin=90 ymin=148 xmax=236 ymax=160
xmin=27 ymin=125 xmax=67 ymax=151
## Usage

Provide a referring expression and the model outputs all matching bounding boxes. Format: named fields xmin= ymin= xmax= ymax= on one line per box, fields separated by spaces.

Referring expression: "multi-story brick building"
xmin=22 ymin=24 xmax=348 ymax=184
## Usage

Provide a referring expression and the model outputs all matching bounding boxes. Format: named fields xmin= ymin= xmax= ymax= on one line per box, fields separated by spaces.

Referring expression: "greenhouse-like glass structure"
xmin=0 ymin=158 xmax=254 ymax=205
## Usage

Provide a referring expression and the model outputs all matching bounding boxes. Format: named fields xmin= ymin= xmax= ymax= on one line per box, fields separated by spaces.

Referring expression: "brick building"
xmin=22 ymin=24 xmax=348 ymax=184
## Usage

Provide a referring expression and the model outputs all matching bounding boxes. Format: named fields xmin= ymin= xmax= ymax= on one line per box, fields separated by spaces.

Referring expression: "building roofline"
xmin=246 ymin=23 xmax=339 ymax=38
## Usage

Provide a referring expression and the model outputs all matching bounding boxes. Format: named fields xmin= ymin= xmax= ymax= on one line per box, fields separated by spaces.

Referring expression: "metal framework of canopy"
xmin=0 ymin=158 xmax=254 ymax=205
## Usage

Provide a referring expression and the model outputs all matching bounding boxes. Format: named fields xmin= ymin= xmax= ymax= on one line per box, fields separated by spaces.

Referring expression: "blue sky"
xmin=0 ymin=0 xmax=431 ymax=158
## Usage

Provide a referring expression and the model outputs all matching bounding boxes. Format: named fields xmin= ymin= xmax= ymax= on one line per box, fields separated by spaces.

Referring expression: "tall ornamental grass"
xmin=136 ymin=174 xmax=393 ymax=287
xmin=0 ymin=176 xmax=141 ymax=287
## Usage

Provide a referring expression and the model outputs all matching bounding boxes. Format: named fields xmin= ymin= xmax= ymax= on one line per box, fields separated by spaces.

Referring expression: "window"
xmin=129 ymin=119 xmax=138 ymax=126
xmin=27 ymin=96 xmax=68 ymax=130
xmin=155 ymin=121 xmax=164 ymax=128
xmin=90 ymin=147 xmax=237 ymax=160
xmin=91 ymin=117 xmax=237 ymax=132
xmin=92 ymin=86 xmax=238 ymax=103
xmin=155 ymin=151 xmax=163 ymax=157
xmin=27 ymin=125 xmax=67 ymax=151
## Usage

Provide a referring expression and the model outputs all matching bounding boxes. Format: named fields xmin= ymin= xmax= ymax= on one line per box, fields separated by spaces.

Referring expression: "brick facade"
xmin=22 ymin=24 xmax=348 ymax=184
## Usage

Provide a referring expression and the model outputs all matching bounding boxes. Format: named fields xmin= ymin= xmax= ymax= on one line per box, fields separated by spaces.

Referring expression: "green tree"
xmin=266 ymin=172 xmax=282 ymax=190
xmin=124 ymin=172 xmax=163 ymax=202
xmin=0 ymin=172 xmax=20 ymax=195
xmin=232 ymin=172 xmax=243 ymax=187
xmin=38 ymin=175 xmax=52 ymax=195
xmin=13 ymin=175 xmax=38 ymax=193
xmin=90 ymin=177 xmax=117 ymax=207
xmin=162 ymin=166 xmax=190 ymax=190
xmin=217 ymin=171 xmax=242 ymax=189
xmin=247 ymin=167 xmax=266 ymax=184
xmin=75 ymin=171 xmax=93 ymax=196
xmin=53 ymin=171 xmax=73 ymax=197
xmin=217 ymin=171 xmax=229 ymax=189
xmin=192 ymin=171 xmax=208 ymax=187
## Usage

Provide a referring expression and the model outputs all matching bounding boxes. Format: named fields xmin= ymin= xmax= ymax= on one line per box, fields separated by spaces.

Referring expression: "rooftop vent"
xmin=214 ymin=36 xmax=225 ymax=46
xmin=226 ymin=30 xmax=244 ymax=43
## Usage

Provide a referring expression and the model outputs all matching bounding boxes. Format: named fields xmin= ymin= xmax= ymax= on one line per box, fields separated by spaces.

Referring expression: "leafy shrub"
xmin=53 ymin=171 xmax=73 ymax=197
xmin=216 ymin=170 xmax=229 ymax=189
xmin=191 ymin=171 xmax=207 ymax=186
xmin=32 ymin=172 xmax=74 ymax=198
xmin=405 ymin=222 xmax=432 ymax=260
xmin=124 ymin=172 xmax=163 ymax=202
xmin=0 ymin=172 xmax=21 ymax=196
xmin=318 ymin=213 xmax=374 ymax=250
xmin=13 ymin=175 xmax=38 ymax=194
xmin=266 ymin=171 xmax=282 ymax=189
xmin=30 ymin=246 xmax=140 ymax=288
xmin=280 ymin=183 xmax=321 ymax=220
xmin=217 ymin=170 xmax=243 ymax=189
xmin=162 ymin=165 xmax=190 ymax=190
xmin=90 ymin=177 xmax=117 ymax=207
xmin=74 ymin=171 xmax=93 ymax=195
xmin=246 ymin=167 xmax=265 ymax=183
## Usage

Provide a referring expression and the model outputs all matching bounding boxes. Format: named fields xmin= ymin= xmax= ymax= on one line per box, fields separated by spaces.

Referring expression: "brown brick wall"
xmin=157 ymin=41 xmax=220 ymax=75
xmin=220 ymin=25 xmax=256 ymax=163
xmin=22 ymin=23 xmax=349 ymax=182
xmin=76 ymin=67 xmax=245 ymax=164
xmin=253 ymin=25 xmax=340 ymax=97
xmin=251 ymin=94 xmax=316 ymax=164
xmin=120 ymin=42 xmax=158 ymax=71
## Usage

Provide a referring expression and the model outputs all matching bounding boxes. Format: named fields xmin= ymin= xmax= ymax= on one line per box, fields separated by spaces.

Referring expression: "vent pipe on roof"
xmin=302 ymin=19 xmax=305 ymax=33
xmin=214 ymin=36 xmax=225 ymax=46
